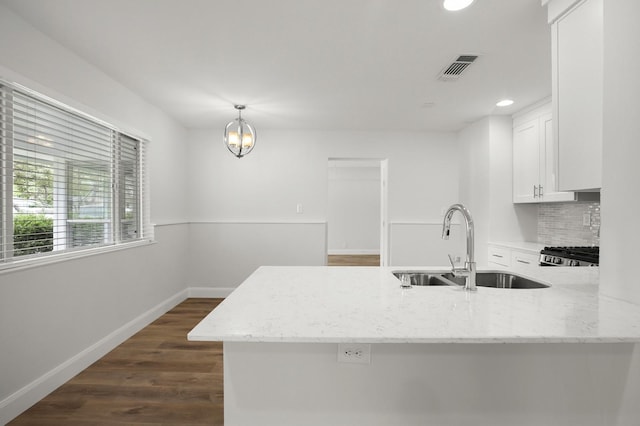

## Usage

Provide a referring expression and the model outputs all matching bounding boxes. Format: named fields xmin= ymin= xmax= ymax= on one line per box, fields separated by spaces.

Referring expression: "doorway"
xmin=327 ymin=158 xmax=388 ymax=266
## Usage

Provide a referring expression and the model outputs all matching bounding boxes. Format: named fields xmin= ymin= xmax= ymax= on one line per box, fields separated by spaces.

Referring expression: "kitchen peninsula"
xmin=189 ymin=266 xmax=640 ymax=426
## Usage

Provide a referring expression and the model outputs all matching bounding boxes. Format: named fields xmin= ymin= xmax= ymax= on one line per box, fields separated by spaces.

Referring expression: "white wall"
xmin=327 ymin=163 xmax=380 ymax=254
xmin=188 ymin=222 xmax=327 ymax=291
xmin=389 ymin=223 xmax=463 ymax=267
xmin=0 ymin=6 xmax=190 ymax=422
xmin=458 ymin=118 xmax=491 ymax=266
xmin=186 ymin=128 xmax=460 ymax=287
xmin=600 ymin=0 xmax=640 ymax=305
xmin=188 ymin=129 xmax=458 ymax=222
xmin=458 ymin=116 xmax=538 ymax=266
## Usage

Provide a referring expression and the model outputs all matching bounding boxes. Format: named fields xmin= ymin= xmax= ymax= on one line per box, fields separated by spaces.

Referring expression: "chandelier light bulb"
xmin=227 ymin=131 xmax=240 ymax=148
xmin=242 ymin=133 xmax=254 ymax=149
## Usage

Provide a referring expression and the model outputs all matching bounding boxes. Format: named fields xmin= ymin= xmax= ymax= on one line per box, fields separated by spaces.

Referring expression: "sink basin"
xmin=392 ymin=271 xmax=452 ymax=286
xmin=441 ymin=271 xmax=550 ymax=289
xmin=393 ymin=270 xmax=550 ymax=289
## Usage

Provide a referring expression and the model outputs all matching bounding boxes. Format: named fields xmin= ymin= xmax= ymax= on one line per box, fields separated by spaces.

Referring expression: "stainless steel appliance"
xmin=539 ymin=246 xmax=599 ymax=267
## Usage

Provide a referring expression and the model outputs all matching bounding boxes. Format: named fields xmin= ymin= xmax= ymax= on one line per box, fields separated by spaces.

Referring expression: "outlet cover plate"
xmin=337 ymin=343 xmax=371 ymax=364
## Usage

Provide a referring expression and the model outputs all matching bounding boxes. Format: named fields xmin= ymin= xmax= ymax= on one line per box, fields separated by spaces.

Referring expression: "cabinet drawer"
xmin=488 ymin=246 xmax=511 ymax=267
xmin=511 ymin=251 xmax=539 ymax=270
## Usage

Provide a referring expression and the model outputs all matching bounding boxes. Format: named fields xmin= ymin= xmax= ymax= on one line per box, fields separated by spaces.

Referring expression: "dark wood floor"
xmin=10 ymin=298 xmax=224 ymax=426
xmin=328 ymin=254 xmax=381 ymax=266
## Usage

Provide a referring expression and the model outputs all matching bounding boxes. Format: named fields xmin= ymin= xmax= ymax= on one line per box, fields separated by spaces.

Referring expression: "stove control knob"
xmin=554 ymin=257 xmax=562 ymax=264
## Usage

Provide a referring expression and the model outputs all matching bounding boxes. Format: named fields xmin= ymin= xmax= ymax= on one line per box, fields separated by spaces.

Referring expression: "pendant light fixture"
xmin=224 ymin=104 xmax=256 ymax=158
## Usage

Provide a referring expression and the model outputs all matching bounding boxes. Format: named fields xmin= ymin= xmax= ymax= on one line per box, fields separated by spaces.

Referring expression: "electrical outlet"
xmin=337 ymin=343 xmax=371 ymax=364
xmin=296 ymin=203 xmax=303 ymax=214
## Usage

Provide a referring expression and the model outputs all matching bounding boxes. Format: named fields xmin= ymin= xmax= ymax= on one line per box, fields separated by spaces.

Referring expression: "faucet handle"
xmin=448 ymin=254 xmax=468 ymax=277
xmin=447 ymin=254 xmax=456 ymax=270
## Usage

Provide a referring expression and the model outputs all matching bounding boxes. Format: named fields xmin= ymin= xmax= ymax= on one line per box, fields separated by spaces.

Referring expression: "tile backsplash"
xmin=538 ymin=201 xmax=600 ymax=246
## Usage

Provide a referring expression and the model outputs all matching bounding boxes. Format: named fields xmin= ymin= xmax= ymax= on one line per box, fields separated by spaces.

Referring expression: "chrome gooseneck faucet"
xmin=442 ymin=204 xmax=476 ymax=291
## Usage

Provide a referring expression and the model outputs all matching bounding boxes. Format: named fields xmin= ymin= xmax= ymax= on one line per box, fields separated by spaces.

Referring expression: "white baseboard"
xmin=328 ymin=249 xmax=380 ymax=255
xmin=0 ymin=289 xmax=189 ymax=425
xmin=188 ymin=286 xmax=235 ymax=298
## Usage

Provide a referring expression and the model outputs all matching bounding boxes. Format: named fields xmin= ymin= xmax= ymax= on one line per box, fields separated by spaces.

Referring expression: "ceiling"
xmin=1 ymin=0 xmax=552 ymax=132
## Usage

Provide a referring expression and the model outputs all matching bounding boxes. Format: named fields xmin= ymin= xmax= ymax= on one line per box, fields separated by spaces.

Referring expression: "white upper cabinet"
xmin=549 ymin=0 xmax=603 ymax=191
xmin=513 ymin=116 xmax=541 ymax=203
xmin=513 ymin=101 xmax=576 ymax=203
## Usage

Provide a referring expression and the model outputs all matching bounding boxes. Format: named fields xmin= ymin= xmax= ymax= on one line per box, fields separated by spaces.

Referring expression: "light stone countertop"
xmin=188 ymin=265 xmax=640 ymax=344
xmin=489 ymin=241 xmax=547 ymax=254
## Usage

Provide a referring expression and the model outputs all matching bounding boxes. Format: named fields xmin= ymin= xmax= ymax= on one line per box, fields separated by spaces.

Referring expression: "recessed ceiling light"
xmin=496 ymin=99 xmax=514 ymax=107
xmin=443 ymin=0 xmax=475 ymax=11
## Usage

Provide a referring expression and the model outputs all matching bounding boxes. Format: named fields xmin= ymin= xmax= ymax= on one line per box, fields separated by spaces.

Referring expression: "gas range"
xmin=539 ymin=246 xmax=599 ymax=267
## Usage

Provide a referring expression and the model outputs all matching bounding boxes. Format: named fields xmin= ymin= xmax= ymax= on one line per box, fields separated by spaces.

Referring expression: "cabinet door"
xmin=488 ymin=246 xmax=511 ymax=267
xmin=555 ymin=0 xmax=603 ymax=191
xmin=513 ymin=119 xmax=540 ymax=203
xmin=511 ymin=250 xmax=539 ymax=273
xmin=540 ymin=112 xmax=576 ymax=202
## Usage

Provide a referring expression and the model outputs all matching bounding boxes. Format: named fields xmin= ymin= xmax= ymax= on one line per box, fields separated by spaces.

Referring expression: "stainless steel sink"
xmin=442 ymin=271 xmax=550 ymax=289
xmin=392 ymin=270 xmax=550 ymax=289
xmin=392 ymin=271 xmax=452 ymax=286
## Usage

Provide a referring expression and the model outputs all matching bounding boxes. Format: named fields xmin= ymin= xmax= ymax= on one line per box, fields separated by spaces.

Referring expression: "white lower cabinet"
xmin=488 ymin=246 xmax=511 ymax=268
xmin=488 ymin=243 xmax=543 ymax=274
xmin=511 ymin=251 xmax=539 ymax=273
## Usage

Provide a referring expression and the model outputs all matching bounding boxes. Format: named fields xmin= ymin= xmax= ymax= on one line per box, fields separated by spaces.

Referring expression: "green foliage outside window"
xmin=13 ymin=214 xmax=54 ymax=256
xmin=13 ymin=161 xmax=53 ymax=206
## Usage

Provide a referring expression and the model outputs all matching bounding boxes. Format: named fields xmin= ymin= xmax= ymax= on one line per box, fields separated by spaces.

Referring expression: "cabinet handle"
xmin=492 ymin=254 xmax=504 ymax=258
xmin=533 ymin=185 xmax=538 ymax=197
xmin=516 ymin=259 xmax=530 ymax=264
xmin=538 ymin=185 xmax=544 ymax=197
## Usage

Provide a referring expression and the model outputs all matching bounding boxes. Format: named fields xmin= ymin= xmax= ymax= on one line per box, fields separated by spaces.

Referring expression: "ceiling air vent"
xmin=437 ymin=55 xmax=479 ymax=81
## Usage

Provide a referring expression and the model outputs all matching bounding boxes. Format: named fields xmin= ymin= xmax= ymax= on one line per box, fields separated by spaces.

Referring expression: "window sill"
xmin=0 ymin=239 xmax=156 ymax=275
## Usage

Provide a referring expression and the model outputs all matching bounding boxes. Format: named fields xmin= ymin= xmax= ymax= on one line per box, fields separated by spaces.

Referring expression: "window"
xmin=0 ymin=81 xmax=151 ymax=267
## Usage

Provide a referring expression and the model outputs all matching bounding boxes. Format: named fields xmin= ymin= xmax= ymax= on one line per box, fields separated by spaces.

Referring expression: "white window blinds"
xmin=0 ymin=81 xmax=151 ymax=266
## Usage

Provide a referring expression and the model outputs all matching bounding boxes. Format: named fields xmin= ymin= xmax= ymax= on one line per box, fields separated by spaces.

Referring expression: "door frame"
xmin=327 ymin=158 xmax=389 ymax=266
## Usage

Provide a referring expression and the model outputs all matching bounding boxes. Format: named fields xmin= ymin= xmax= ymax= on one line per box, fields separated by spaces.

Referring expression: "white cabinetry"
xmin=488 ymin=245 xmax=511 ymax=268
xmin=488 ymin=242 xmax=544 ymax=274
xmin=549 ymin=0 xmax=603 ymax=191
xmin=510 ymin=251 xmax=539 ymax=273
xmin=513 ymin=102 xmax=575 ymax=203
